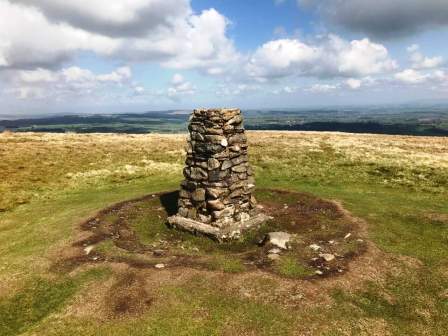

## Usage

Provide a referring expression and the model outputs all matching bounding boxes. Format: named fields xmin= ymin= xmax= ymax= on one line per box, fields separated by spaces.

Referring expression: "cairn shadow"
xmin=159 ymin=190 xmax=179 ymax=216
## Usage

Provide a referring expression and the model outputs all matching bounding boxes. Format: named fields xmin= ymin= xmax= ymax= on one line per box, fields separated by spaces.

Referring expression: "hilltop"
xmin=0 ymin=131 xmax=447 ymax=335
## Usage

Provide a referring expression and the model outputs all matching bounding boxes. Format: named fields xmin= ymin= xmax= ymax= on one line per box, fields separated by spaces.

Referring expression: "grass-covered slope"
xmin=0 ymin=131 xmax=447 ymax=335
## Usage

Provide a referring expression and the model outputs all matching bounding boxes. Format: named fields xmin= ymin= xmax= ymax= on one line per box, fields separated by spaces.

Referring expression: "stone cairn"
xmin=168 ymin=108 xmax=270 ymax=240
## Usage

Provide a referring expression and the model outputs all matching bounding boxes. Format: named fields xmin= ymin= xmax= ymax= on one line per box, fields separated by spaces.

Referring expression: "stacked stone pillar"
xmin=168 ymin=108 xmax=270 ymax=240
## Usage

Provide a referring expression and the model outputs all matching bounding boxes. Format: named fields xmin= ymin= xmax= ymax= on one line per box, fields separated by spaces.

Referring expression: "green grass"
xmin=26 ymin=275 xmax=293 ymax=336
xmin=0 ymin=267 xmax=111 ymax=336
xmin=275 ymin=255 xmax=315 ymax=278
xmin=205 ymin=255 xmax=246 ymax=273
xmin=332 ymin=267 xmax=448 ymax=335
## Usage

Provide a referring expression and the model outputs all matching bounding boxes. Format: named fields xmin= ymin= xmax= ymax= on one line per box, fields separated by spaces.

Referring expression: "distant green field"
xmin=0 ymin=131 xmax=447 ymax=335
xmin=2 ymin=105 xmax=448 ymax=136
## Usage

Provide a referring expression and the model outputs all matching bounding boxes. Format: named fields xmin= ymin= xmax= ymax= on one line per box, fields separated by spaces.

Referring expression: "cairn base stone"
xmin=168 ymin=108 xmax=270 ymax=240
xmin=167 ymin=212 xmax=271 ymax=241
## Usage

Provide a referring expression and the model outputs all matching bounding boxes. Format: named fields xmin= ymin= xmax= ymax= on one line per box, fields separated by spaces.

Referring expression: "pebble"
xmin=344 ymin=233 xmax=352 ymax=239
xmin=308 ymin=244 xmax=321 ymax=251
xmin=268 ymin=248 xmax=282 ymax=254
xmin=84 ymin=245 xmax=94 ymax=255
xmin=319 ymin=253 xmax=335 ymax=262
xmin=315 ymin=270 xmax=323 ymax=275
xmin=155 ymin=263 xmax=165 ymax=269
xmin=264 ymin=232 xmax=291 ymax=250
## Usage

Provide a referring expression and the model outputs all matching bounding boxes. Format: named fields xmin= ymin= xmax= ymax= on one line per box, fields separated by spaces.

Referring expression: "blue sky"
xmin=0 ymin=0 xmax=448 ymax=115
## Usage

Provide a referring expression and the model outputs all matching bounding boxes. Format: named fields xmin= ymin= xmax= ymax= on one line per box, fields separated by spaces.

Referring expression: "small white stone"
xmin=265 ymin=232 xmax=291 ymax=249
xmin=319 ymin=253 xmax=335 ymax=262
xmin=309 ymin=244 xmax=321 ymax=251
xmin=344 ymin=233 xmax=352 ymax=239
xmin=84 ymin=245 xmax=94 ymax=255
xmin=328 ymin=240 xmax=335 ymax=245
xmin=240 ymin=212 xmax=250 ymax=222
xmin=220 ymin=138 xmax=228 ymax=147
xmin=315 ymin=270 xmax=323 ymax=275
xmin=155 ymin=263 xmax=165 ymax=269
xmin=268 ymin=248 xmax=282 ymax=254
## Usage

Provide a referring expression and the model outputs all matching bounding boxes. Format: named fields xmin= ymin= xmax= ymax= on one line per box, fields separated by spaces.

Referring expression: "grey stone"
xmin=206 ymin=187 xmax=226 ymax=199
xmin=229 ymin=145 xmax=241 ymax=152
xmin=207 ymin=199 xmax=225 ymax=210
xmin=208 ymin=169 xmax=221 ymax=182
xmin=229 ymin=188 xmax=243 ymax=198
xmin=229 ymin=181 xmax=246 ymax=191
xmin=190 ymin=167 xmax=207 ymax=180
xmin=213 ymin=205 xmax=235 ymax=219
xmin=264 ymin=232 xmax=292 ymax=250
xmin=231 ymin=155 xmax=247 ymax=166
xmin=226 ymin=114 xmax=243 ymax=125
xmin=207 ymin=158 xmax=220 ymax=170
xmin=191 ymin=188 xmax=205 ymax=202
xmin=187 ymin=207 xmax=197 ymax=219
xmin=195 ymin=160 xmax=208 ymax=169
xmin=231 ymin=164 xmax=247 ymax=173
xmin=198 ymin=214 xmax=211 ymax=223
xmin=206 ymin=128 xmax=223 ymax=135
xmin=191 ymin=131 xmax=204 ymax=141
xmin=221 ymin=160 xmax=233 ymax=170
xmin=205 ymin=135 xmax=226 ymax=144
xmin=240 ymin=212 xmax=250 ymax=221
xmin=308 ymin=244 xmax=321 ymax=251
xmin=319 ymin=253 xmax=335 ymax=262
xmin=179 ymin=189 xmax=190 ymax=198
xmin=178 ymin=207 xmax=188 ymax=217
xmin=188 ymin=123 xmax=205 ymax=133
xmin=181 ymin=180 xmax=197 ymax=191
xmin=228 ymin=134 xmax=247 ymax=145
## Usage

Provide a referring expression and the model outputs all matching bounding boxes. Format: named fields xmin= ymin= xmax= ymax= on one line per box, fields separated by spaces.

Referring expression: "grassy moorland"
xmin=0 ymin=131 xmax=447 ymax=335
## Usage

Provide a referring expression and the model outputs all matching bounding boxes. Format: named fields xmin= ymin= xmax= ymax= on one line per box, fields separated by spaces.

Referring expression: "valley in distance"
xmin=2 ymin=103 xmax=448 ymax=136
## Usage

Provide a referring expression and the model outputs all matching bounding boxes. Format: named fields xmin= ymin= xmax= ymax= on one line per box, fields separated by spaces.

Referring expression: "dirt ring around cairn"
xmin=51 ymin=188 xmax=381 ymax=282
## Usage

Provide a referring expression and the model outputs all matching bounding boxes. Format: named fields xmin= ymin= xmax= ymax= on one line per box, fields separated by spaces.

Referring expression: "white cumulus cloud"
xmin=395 ymin=69 xmax=427 ymax=84
xmin=246 ymin=35 xmax=397 ymax=81
xmin=407 ymin=44 xmax=444 ymax=69
xmin=0 ymin=1 xmax=238 ymax=74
